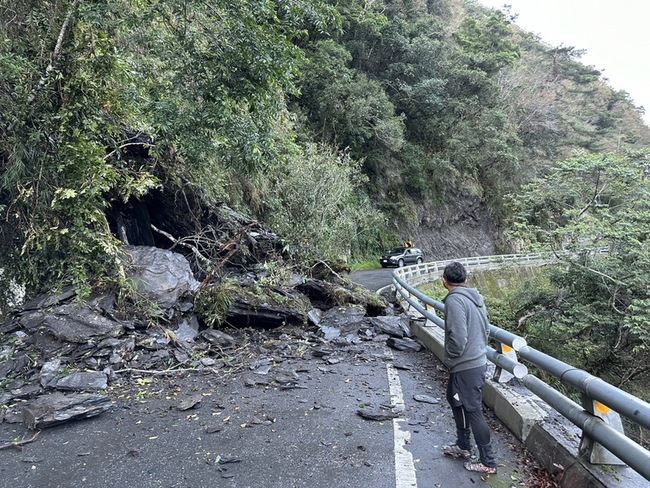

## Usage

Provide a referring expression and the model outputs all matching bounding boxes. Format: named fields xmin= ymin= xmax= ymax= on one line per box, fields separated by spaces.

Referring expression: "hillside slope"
xmin=1 ymin=0 xmax=649 ymax=302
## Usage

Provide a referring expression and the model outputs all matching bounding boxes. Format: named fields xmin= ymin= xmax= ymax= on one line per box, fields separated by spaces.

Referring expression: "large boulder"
xmin=122 ymin=245 xmax=200 ymax=309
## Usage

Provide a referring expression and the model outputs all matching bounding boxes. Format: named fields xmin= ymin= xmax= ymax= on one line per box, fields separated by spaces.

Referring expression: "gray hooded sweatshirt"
xmin=443 ymin=286 xmax=490 ymax=373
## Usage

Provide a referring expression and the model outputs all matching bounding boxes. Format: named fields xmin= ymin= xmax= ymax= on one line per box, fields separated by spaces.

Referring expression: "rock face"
xmin=395 ymin=190 xmax=503 ymax=261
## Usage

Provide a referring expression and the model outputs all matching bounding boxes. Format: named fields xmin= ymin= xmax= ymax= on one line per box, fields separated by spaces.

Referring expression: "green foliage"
xmin=121 ymin=0 xmax=337 ymax=177
xmin=298 ymin=39 xmax=405 ymax=170
xmin=2 ymin=0 xmax=650 ymax=313
xmin=419 ymin=280 xmax=446 ymax=302
xmin=0 ymin=0 xmax=134 ymax=298
xmin=195 ymin=278 xmax=312 ymax=328
xmin=0 ymin=0 xmax=340 ymax=302
xmin=194 ymin=281 xmax=239 ymax=328
xmin=498 ymin=36 xmax=650 ymax=166
xmin=349 ymin=259 xmax=379 ymax=271
xmin=508 ymin=151 xmax=650 ymax=386
xmin=464 ymin=265 xmax=555 ymax=332
xmin=454 ymin=11 xmax=520 ymax=75
xmin=262 ymin=140 xmax=384 ymax=263
xmin=518 ymin=261 xmax=630 ymax=378
xmin=508 ymin=152 xmax=650 ymax=253
xmin=302 ymin=2 xmax=525 ymax=214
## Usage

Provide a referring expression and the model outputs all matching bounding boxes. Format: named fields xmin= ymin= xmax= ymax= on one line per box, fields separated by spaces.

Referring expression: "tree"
xmin=0 ymin=0 xmax=339 ymax=302
xmin=3 ymin=0 xmax=650 ymax=307
xmin=262 ymin=141 xmax=384 ymax=262
xmin=0 ymin=0 xmax=143 ymax=298
xmin=508 ymin=151 xmax=650 ymax=387
xmin=296 ymin=39 xmax=406 ymax=194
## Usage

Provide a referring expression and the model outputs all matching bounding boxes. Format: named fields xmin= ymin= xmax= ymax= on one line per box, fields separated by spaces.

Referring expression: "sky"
xmin=476 ymin=0 xmax=650 ymax=126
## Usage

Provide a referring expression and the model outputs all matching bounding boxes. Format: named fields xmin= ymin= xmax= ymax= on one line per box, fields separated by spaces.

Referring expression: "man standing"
xmin=441 ymin=261 xmax=498 ymax=474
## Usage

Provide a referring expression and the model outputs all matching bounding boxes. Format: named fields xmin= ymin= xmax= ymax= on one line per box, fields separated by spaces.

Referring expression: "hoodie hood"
xmin=444 ymin=286 xmax=485 ymax=308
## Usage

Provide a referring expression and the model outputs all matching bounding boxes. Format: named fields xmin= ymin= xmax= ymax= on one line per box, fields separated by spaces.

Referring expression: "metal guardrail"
xmin=392 ymin=253 xmax=650 ymax=482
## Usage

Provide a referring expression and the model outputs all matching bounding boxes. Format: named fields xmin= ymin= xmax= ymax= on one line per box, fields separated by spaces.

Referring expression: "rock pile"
xmin=0 ymin=246 xmax=421 ymax=431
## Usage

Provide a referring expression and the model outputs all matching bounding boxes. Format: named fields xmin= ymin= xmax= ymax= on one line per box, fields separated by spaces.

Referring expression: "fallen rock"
xmin=0 ymin=392 xmax=13 ymax=406
xmin=17 ymin=304 xmax=124 ymax=343
xmin=320 ymin=325 xmax=341 ymax=342
xmin=311 ymin=346 xmax=334 ymax=357
xmin=201 ymin=329 xmax=236 ymax=347
xmin=356 ymin=408 xmax=399 ymax=421
xmin=369 ymin=316 xmax=411 ymax=338
xmin=177 ymin=394 xmax=203 ymax=411
xmin=387 ymin=337 xmax=422 ymax=352
xmin=307 ymin=308 xmax=322 ymax=326
xmin=23 ymin=393 xmax=112 ymax=429
xmin=0 ymin=354 xmax=32 ymax=381
xmin=320 ymin=305 xmax=366 ymax=329
xmin=56 ymin=372 xmax=108 ymax=392
xmin=317 ymin=305 xmax=369 ymax=344
xmin=174 ymin=316 xmax=200 ymax=341
xmin=40 ymin=359 xmax=62 ymax=388
xmin=295 ymin=279 xmax=385 ymax=314
xmin=273 ymin=369 xmax=300 ymax=385
xmin=20 ymin=286 xmax=77 ymax=311
xmin=10 ymin=384 xmax=41 ymax=399
xmin=122 ymin=246 xmax=200 ymax=309
xmin=225 ymin=294 xmax=309 ymax=328
xmin=413 ymin=394 xmax=440 ymax=404
xmin=3 ymin=407 xmax=25 ymax=424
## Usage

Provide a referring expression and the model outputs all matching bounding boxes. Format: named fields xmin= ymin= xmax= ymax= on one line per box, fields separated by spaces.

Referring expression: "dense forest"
xmin=2 ymin=1 xmax=650 ymax=392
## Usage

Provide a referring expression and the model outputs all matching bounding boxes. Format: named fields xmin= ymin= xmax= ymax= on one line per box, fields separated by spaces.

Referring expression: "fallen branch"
xmin=29 ymin=0 xmax=80 ymax=102
xmin=113 ymin=363 xmax=246 ymax=376
xmin=0 ymin=431 xmax=41 ymax=450
xmin=113 ymin=366 xmax=202 ymax=375
xmin=150 ymin=224 xmax=213 ymax=270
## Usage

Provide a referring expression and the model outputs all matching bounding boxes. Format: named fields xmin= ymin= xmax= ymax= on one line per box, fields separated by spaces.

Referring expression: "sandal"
xmin=464 ymin=461 xmax=497 ymax=474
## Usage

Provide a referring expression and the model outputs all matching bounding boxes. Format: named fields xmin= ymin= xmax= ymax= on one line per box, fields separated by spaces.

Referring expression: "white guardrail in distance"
xmin=392 ymin=253 xmax=650 ymax=482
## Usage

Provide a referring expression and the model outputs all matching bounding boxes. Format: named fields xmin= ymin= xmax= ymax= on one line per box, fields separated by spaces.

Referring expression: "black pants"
xmin=446 ymin=365 xmax=491 ymax=445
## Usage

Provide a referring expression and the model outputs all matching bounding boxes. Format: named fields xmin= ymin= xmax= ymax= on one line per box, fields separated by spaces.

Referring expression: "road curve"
xmin=349 ymin=268 xmax=395 ymax=292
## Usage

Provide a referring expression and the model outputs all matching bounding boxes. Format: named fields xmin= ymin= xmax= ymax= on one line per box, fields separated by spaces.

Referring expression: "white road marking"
xmin=387 ymin=362 xmax=418 ymax=488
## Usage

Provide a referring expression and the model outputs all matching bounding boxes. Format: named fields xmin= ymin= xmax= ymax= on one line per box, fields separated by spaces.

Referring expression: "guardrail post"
xmin=492 ymin=343 xmax=519 ymax=383
xmin=579 ymin=395 xmax=626 ymax=465
xmin=424 ymin=303 xmax=436 ymax=325
xmin=404 ymin=291 xmax=414 ymax=312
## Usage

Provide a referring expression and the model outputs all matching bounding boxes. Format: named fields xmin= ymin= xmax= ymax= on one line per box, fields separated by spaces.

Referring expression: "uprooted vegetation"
xmin=0 ymin=167 xmax=409 ymax=428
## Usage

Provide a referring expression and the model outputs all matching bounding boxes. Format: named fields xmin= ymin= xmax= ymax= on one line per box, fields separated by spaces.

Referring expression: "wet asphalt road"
xmin=0 ymin=345 xmax=525 ymax=488
xmin=349 ymin=268 xmax=395 ymax=292
xmin=0 ymin=270 xmax=529 ymax=488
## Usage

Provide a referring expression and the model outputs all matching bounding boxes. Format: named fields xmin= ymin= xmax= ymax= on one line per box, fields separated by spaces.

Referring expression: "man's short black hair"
xmin=443 ymin=261 xmax=467 ymax=285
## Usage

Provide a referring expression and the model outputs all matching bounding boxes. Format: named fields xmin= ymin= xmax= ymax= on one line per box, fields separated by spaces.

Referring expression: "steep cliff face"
xmin=396 ymin=191 xmax=504 ymax=261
